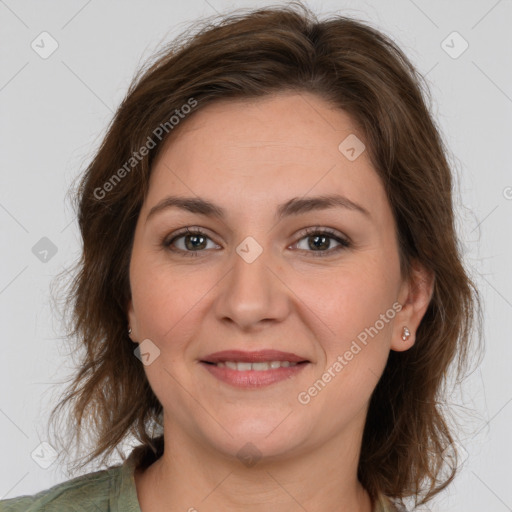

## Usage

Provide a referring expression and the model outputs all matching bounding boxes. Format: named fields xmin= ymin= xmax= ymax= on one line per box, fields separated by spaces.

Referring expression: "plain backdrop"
xmin=1 ymin=1 xmax=511 ymax=510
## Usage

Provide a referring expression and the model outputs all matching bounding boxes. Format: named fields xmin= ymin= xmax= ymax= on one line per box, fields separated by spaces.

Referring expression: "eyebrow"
xmin=146 ymin=193 xmax=370 ymax=223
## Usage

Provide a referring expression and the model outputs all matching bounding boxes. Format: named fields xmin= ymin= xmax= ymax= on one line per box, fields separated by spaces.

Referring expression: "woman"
xmin=0 ymin=2 xmax=479 ymax=511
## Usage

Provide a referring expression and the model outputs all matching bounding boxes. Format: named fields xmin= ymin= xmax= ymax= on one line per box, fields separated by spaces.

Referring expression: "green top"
xmin=0 ymin=449 xmax=141 ymax=512
xmin=0 ymin=442 xmax=404 ymax=511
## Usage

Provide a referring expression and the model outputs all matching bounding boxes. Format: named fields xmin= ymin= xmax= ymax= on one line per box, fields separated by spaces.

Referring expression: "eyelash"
xmin=163 ymin=226 xmax=351 ymax=258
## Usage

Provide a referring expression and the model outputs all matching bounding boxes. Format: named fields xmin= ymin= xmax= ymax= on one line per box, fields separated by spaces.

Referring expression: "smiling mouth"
xmin=201 ymin=360 xmax=309 ymax=371
xmin=199 ymin=358 xmax=310 ymax=388
xmin=199 ymin=349 xmax=310 ymax=387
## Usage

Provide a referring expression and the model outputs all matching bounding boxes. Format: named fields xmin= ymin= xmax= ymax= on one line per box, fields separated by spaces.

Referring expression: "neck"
xmin=134 ymin=417 xmax=373 ymax=512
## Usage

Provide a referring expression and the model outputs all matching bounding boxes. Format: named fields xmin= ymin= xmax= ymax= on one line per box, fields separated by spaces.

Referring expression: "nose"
xmin=213 ymin=241 xmax=291 ymax=331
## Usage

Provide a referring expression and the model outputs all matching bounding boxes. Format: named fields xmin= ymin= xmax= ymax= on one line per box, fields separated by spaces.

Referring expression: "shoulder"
xmin=0 ymin=440 xmax=162 ymax=512
xmin=0 ymin=464 xmax=124 ymax=512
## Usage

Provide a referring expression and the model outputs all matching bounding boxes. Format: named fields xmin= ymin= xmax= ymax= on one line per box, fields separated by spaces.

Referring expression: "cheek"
xmin=299 ymin=268 xmax=398 ymax=420
xmin=300 ymin=256 xmax=399 ymax=360
xmin=130 ymin=253 xmax=216 ymax=347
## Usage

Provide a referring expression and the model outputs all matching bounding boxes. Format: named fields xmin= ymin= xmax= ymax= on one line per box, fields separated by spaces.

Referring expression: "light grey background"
xmin=1 ymin=1 xmax=511 ymax=510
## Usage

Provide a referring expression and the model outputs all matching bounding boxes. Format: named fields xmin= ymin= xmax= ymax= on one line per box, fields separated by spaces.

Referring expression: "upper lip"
xmin=201 ymin=350 xmax=309 ymax=364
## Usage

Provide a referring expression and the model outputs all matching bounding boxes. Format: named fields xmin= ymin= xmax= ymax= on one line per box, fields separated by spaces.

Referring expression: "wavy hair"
xmin=47 ymin=2 xmax=481 ymax=507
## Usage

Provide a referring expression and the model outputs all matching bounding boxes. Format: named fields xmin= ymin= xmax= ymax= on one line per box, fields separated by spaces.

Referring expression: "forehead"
xmin=162 ymin=91 xmax=363 ymax=162
xmin=144 ymin=92 xmax=389 ymax=223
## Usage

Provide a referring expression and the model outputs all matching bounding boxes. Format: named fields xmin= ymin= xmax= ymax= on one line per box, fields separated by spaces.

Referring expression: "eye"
xmin=292 ymin=227 xmax=351 ymax=257
xmin=163 ymin=227 xmax=220 ymax=257
xmin=163 ymin=226 xmax=351 ymax=258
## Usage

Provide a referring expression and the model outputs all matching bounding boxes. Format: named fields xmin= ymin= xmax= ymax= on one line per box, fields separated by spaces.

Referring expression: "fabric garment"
xmin=0 ymin=440 xmax=405 ymax=511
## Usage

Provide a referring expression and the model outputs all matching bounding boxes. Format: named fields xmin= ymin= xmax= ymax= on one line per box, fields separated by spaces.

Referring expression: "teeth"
xmin=252 ymin=362 xmax=270 ymax=371
xmin=215 ymin=360 xmax=299 ymax=371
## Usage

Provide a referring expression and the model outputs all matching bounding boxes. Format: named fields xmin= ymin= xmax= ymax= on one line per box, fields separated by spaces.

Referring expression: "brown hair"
xmin=48 ymin=1 xmax=481 ymax=507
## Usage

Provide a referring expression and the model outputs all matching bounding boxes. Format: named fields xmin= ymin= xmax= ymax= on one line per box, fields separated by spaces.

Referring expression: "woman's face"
xmin=128 ymin=92 xmax=424 ymax=461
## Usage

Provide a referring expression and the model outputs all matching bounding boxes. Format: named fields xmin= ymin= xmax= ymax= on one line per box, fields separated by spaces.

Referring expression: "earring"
xmin=401 ymin=326 xmax=410 ymax=341
xmin=128 ymin=326 xmax=132 ymax=335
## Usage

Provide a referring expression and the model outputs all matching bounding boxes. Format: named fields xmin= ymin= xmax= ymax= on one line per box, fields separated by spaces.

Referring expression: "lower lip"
xmin=200 ymin=362 xmax=309 ymax=388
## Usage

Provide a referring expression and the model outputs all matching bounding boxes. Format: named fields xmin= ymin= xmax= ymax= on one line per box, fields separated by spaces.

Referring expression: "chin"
xmin=199 ymin=416 xmax=310 ymax=465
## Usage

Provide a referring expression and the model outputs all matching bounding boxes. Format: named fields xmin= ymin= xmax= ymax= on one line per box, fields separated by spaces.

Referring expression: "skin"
xmin=127 ymin=91 xmax=433 ymax=512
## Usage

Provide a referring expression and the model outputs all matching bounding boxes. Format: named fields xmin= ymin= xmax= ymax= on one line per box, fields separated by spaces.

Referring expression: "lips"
xmin=199 ymin=349 xmax=311 ymax=388
xmin=201 ymin=349 xmax=309 ymax=364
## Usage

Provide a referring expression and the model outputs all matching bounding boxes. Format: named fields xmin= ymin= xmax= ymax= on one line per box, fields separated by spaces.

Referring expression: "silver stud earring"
xmin=128 ymin=327 xmax=132 ymax=335
xmin=402 ymin=326 xmax=410 ymax=341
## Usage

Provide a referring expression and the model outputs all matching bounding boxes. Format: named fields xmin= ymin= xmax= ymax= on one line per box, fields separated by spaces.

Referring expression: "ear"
xmin=391 ymin=260 xmax=434 ymax=352
xmin=127 ymin=298 xmax=139 ymax=343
